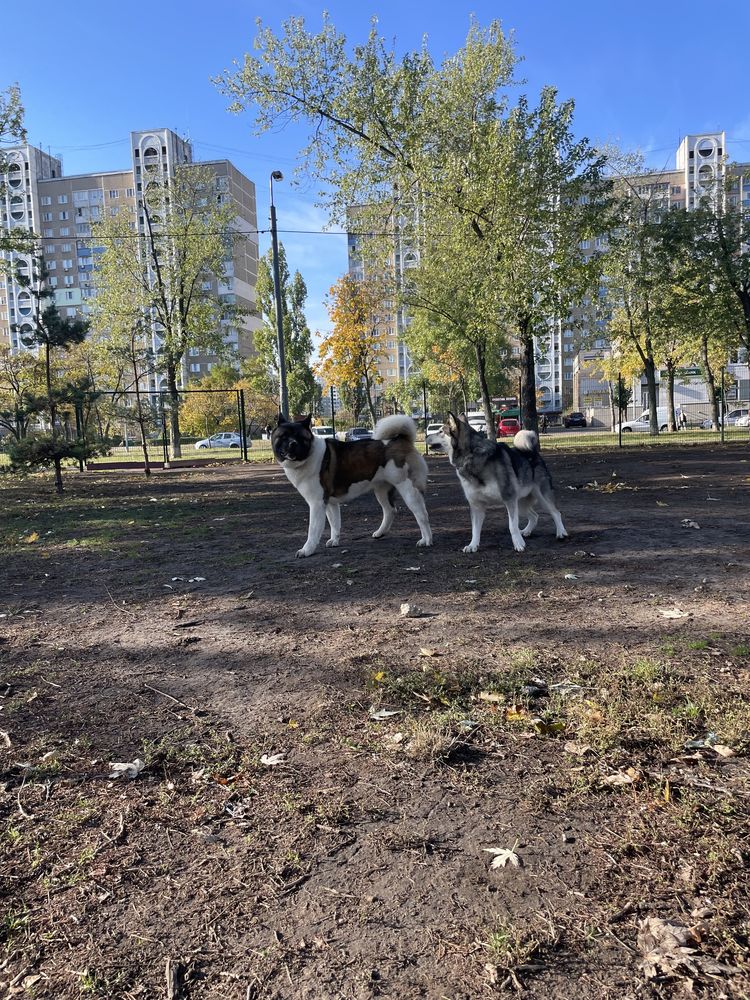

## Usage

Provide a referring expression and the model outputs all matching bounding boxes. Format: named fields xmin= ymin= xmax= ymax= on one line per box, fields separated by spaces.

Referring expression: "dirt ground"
xmin=1 ymin=444 xmax=749 ymax=999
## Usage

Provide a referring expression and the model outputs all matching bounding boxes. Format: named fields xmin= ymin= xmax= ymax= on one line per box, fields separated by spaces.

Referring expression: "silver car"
xmin=194 ymin=432 xmax=243 ymax=449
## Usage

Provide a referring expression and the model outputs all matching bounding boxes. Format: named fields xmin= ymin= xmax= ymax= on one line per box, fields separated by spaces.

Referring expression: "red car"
xmin=497 ymin=417 xmax=521 ymax=437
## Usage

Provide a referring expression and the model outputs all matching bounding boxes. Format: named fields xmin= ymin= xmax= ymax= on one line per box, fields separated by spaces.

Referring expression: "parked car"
xmin=426 ymin=422 xmax=445 ymax=451
xmin=194 ymin=431 xmax=243 ymax=449
xmin=614 ymin=408 xmax=669 ymax=434
xmin=498 ymin=417 xmax=521 ymax=438
xmin=700 ymin=408 xmax=749 ymax=429
xmin=466 ymin=412 xmax=487 ymax=434
xmin=345 ymin=427 xmax=373 ymax=442
xmin=563 ymin=411 xmax=587 ymax=428
xmin=312 ymin=425 xmax=335 ymax=439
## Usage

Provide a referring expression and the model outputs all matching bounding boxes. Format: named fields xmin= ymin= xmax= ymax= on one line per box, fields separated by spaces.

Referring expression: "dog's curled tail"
xmin=513 ymin=429 xmax=539 ymax=453
xmin=373 ymin=415 xmax=418 ymax=443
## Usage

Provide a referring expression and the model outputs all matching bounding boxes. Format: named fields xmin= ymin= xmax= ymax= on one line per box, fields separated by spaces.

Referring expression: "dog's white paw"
xmin=416 ymin=538 xmax=432 ymax=547
xmin=325 ymin=538 xmax=340 ymax=548
xmin=512 ymin=537 xmax=526 ymax=553
xmin=556 ymin=529 xmax=569 ymax=540
xmin=295 ymin=546 xmax=316 ymax=558
xmin=372 ymin=529 xmax=385 ymax=538
xmin=521 ymin=527 xmax=533 ymax=538
xmin=462 ymin=543 xmax=479 ymax=553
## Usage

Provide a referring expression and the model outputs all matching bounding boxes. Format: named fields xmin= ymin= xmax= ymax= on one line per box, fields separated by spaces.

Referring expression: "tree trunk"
xmin=643 ymin=354 xmax=659 ymax=435
xmin=700 ymin=334 xmax=720 ymax=430
xmin=44 ymin=341 xmax=64 ymax=495
xmin=474 ymin=341 xmax=496 ymax=440
xmin=364 ymin=375 xmax=377 ymax=427
xmin=666 ymin=367 xmax=677 ymax=432
xmin=167 ymin=363 xmax=182 ymax=459
xmin=519 ymin=329 xmax=538 ymax=433
xmin=132 ymin=360 xmax=151 ymax=476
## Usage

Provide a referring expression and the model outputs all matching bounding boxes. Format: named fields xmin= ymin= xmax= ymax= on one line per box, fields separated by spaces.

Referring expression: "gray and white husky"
xmin=272 ymin=414 xmax=433 ymax=558
xmin=434 ymin=414 xmax=568 ymax=553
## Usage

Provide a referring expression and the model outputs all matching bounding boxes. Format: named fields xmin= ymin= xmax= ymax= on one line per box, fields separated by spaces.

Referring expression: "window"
xmin=59 ymin=211 xmax=69 ymax=220
xmin=47 ymin=260 xmax=56 ymax=270
xmin=126 ymin=188 xmax=134 ymax=197
xmin=73 ymin=190 xmax=89 ymax=205
xmin=67 ymin=308 xmax=77 ymax=317
xmin=44 ymin=245 xmax=55 ymax=254
xmin=42 ymin=212 xmax=53 ymax=222
xmin=41 ymin=196 xmax=52 ymax=206
xmin=108 ymin=190 xmax=119 ymax=199
xmin=60 ymin=227 xmax=70 ymax=236
xmin=58 ymin=194 xmax=68 ymax=204
xmin=110 ymin=207 xmax=118 ymax=216
xmin=61 ymin=243 xmax=71 ymax=252
xmin=43 ymin=228 xmax=53 ymax=238
xmin=65 ymin=291 xmax=74 ymax=300
xmin=63 ymin=259 xmax=73 ymax=269
xmin=190 ymin=363 xmax=200 ymax=373
xmin=48 ymin=277 xmax=58 ymax=288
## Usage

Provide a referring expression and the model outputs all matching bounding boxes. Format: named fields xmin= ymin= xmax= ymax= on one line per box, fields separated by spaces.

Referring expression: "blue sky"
xmin=7 ymin=0 xmax=750 ymax=339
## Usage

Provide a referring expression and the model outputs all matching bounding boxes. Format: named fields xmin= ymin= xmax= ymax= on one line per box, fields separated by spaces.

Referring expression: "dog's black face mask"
xmin=271 ymin=415 xmax=314 ymax=463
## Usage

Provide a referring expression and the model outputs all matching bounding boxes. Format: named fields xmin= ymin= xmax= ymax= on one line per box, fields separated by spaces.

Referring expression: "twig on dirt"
xmin=166 ymin=958 xmax=184 ymax=999
xmin=605 ymin=927 xmax=638 ymax=955
xmin=39 ymin=676 xmax=62 ymax=688
xmin=17 ymin=786 xmax=35 ymax=821
xmin=173 ymin=620 xmax=205 ymax=629
xmin=101 ymin=811 xmax=126 ymax=846
xmin=143 ymin=683 xmax=196 ymax=714
xmin=277 ymin=873 xmax=313 ymax=897
xmin=104 ymin=585 xmax=136 ymax=617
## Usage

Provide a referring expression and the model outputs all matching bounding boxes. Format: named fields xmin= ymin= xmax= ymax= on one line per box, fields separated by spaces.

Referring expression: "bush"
xmin=7 ymin=434 xmax=109 ymax=475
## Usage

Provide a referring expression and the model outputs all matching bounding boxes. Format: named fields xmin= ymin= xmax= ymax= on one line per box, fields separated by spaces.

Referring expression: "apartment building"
xmin=347 ymin=204 xmax=418 ymax=405
xmin=1 ymin=128 xmax=260 ymax=392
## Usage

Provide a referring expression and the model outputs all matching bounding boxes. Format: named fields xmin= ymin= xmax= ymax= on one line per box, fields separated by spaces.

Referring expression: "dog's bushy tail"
xmin=513 ymin=429 xmax=539 ymax=453
xmin=374 ymin=415 xmax=418 ymax=443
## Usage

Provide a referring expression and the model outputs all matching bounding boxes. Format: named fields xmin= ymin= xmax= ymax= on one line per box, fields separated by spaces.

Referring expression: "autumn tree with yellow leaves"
xmin=317 ymin=275 xmax=383 ymax=426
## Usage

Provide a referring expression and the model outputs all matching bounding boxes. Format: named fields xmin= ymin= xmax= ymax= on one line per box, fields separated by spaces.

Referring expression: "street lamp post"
xmin=269 ymin=170 xmax=289 ymax=419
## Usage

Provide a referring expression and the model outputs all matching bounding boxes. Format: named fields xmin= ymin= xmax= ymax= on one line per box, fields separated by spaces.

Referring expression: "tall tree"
xmin=9 ymin=259 xmax=90 ymax=493
xmin=317 ymin=274 xmax=382 ymax=426
xmin=217 ymin=18 xmax=611 ymax=432
xmin=92 ymin=165 xmax=243 ymax=457
xmin=692 ymin=171 xmax=750 ymax=356
xmin=254 ymin=243 xmax=316 ymax=415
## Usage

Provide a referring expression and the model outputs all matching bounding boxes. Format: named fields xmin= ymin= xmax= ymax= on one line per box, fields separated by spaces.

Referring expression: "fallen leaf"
xmin=109 ymin=758 xmax=145 ymax=780
xmin=478 ymin=691 xmax=504 ymax=704
xmin=23 ymin=532 xmax=39 ymax=544
xmin=419 ymin=647 xmax=441 ymax=657
xmin=369 ymin=707 xmax=402 ymax=722
xmin=564 ymin=741 xmax=593 ymax=756
xmin=260 ymin=753 xmax=285 ymax=766
xmin=532 ymin=717 xmax=565 ymax=736
xmin=681 ymin=519 xmax=701 ymax=529
xmin=483 ymin=842 xmax=522 ymax=869
xmin=712 ymin=744 xmax=735 ymax=758
xmin=403 ymin=566 xmax=422 ymax=572
xmin=564 ymin=573 xmax=578 ymax=581
xmin=656 ymin=501 xmax=669 ymax=507
xmin=658 ymin=607 xmax=689 ymax=619
xmin=601 ymin=768 xmax=640 ymax=787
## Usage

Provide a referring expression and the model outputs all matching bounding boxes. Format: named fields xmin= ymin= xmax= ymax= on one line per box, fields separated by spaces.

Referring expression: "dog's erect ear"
xmin=276 ymin=412 xmax=287 ymax=427
xmin=447 ymin=413 xmax=459 ymax=432
xmin=300 ymin=414 xmax=312 ymax=429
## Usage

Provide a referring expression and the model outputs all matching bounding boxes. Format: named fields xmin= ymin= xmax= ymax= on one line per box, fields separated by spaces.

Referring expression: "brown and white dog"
xmin=272 ymin=414 xmax=433 ymax=558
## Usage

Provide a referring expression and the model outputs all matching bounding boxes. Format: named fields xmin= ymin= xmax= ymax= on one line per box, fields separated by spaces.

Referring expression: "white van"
xmin=614 ymin=407 xmax=670 ymax=433
xmin=466 ymin=412 xmax=487 ymax=434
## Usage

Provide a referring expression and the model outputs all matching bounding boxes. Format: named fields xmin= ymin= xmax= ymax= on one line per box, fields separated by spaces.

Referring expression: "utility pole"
xmin=269 ymin=171 xmax=289 ymax=419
